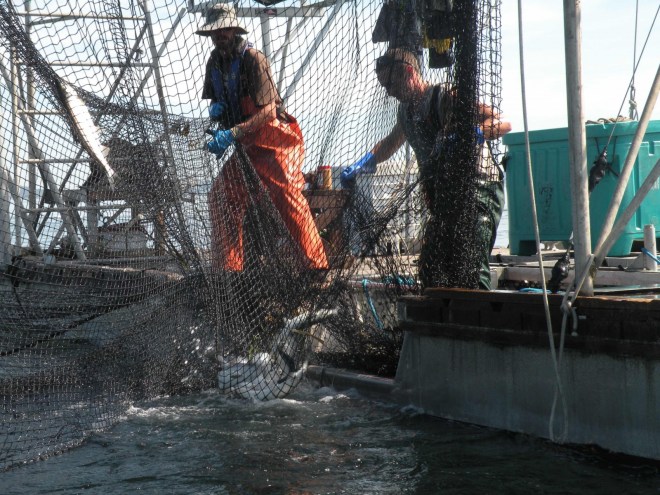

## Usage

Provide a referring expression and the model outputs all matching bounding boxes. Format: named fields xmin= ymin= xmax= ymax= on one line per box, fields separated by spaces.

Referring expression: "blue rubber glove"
xmin=209 ymin=101 xmax=226 ymax=122
xmin=447 ymin=127 xmax=485 ymax=146
xmin=475 ymin=126 xmax=485 ymax=145
xmin=340 ymin=152 xmax=377 ymax=188
xmin=207 ymin=129 xmax=235 ymax=157
xmin=432 ymin=127 xmax=485 ymax=158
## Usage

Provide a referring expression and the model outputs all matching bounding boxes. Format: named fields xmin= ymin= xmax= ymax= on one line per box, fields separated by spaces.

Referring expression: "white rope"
xmin=629 ymin=0 xmax=639 ymax=120
xmin=516 ymin=0 xmax=568 ymax=443
xmin=609 ymin=3 xmax=659 ymax=150
xmin=548 ymin=311 xmax=568 ymax=439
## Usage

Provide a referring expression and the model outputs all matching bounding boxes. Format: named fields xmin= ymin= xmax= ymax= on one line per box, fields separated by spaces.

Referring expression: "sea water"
xmin=1 ymin=382 xmax=657 ymax=494
xmin=495 ymin=204 xmax=509 ymax=249
xmin=3 ymin=206 xmax=656 ymax=493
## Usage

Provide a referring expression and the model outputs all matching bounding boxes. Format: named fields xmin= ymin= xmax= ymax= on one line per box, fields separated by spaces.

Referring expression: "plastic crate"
xmin=503 ymin=120 xmax=660 ymax=256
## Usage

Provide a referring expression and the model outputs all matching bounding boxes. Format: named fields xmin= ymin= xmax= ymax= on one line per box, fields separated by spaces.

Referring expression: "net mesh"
xmin=0 ymin=0 xmax=503 ymax=469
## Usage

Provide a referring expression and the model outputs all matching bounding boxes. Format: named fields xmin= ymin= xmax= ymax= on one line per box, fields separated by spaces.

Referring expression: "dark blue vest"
xmin=210 ymin=42 xmax=252 ymax=128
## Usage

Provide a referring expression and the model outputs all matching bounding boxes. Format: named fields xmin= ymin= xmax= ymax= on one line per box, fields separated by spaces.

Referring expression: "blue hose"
xmin=641 ymin=247 xmax=660 ymax=265
xmin=381 ymin=275 xmax=416 ymax=286
xmin=518 ymin=287 xmax=547 ymax=293
xmin=362 ymin=278 xmax=384 ymax=330
xmin=518 ymin=287 xmax=564 ymax=294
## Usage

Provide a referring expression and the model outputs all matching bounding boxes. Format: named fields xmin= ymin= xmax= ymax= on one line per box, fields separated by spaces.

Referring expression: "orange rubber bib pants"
xmin=208 ymin=103 xmax=328 ymax=272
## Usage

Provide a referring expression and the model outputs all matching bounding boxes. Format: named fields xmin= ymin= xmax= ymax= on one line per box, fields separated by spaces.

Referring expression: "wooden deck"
xmin=399 ymin=288 xmax=660 ymax=357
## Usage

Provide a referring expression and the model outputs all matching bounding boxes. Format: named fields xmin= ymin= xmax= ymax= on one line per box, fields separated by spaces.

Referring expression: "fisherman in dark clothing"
xmin=341 ymin=48 xmax=511 ymax=289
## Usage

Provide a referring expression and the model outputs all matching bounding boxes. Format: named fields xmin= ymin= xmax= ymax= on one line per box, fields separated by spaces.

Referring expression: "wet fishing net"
xmin=0 ymin=0 xmax=503 ymax=469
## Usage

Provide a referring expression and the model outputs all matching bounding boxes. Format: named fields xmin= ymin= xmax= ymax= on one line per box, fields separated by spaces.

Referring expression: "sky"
xmin=158 ymin=1 xmax=659 ymax=138
xmin=499 ymin=1 xmax=659 ymax=132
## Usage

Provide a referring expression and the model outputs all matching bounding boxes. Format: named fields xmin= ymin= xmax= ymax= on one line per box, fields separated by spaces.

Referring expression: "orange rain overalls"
xmin=208 ymin=98 xmax=328 ymax=272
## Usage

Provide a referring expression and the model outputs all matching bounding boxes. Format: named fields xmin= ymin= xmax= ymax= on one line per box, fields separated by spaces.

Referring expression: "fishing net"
xmin=0 ymin=0 xmax=503 ymax=469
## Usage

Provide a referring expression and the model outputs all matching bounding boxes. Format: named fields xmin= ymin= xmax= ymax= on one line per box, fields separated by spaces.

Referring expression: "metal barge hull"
xmin=392 ymin=288 xmax=660 ymax=461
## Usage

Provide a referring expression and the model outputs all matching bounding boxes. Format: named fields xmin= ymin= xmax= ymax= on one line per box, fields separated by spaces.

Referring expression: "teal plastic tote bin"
xmin=503 ymin=120 xmax=660 ymax=256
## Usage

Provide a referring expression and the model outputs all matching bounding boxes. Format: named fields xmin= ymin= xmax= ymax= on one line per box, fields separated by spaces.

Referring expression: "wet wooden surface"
xmin=399 ymin=288 xmax=660 ymax=357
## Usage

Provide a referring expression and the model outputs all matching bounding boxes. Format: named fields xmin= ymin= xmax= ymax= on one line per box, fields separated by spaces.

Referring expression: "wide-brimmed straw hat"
xmin=196 ymin=4 xmax=248 ymax=36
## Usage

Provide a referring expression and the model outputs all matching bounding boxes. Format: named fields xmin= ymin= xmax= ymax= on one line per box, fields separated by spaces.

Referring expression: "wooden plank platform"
xmin=398 ymin=288 xmax=660 ymax=358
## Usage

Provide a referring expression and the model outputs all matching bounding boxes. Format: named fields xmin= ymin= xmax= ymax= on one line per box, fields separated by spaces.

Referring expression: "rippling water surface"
xmin=1 ymin=382 xmax=658 ymax=494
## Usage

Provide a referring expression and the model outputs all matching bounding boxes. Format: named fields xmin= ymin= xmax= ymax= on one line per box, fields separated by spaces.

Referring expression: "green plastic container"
xmin=502 ymin=120 xmax=660 ymax=256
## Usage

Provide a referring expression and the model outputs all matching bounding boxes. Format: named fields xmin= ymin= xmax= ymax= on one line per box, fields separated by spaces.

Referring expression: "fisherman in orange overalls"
xmin=196 ymin=4 xmax=327 ymax=272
